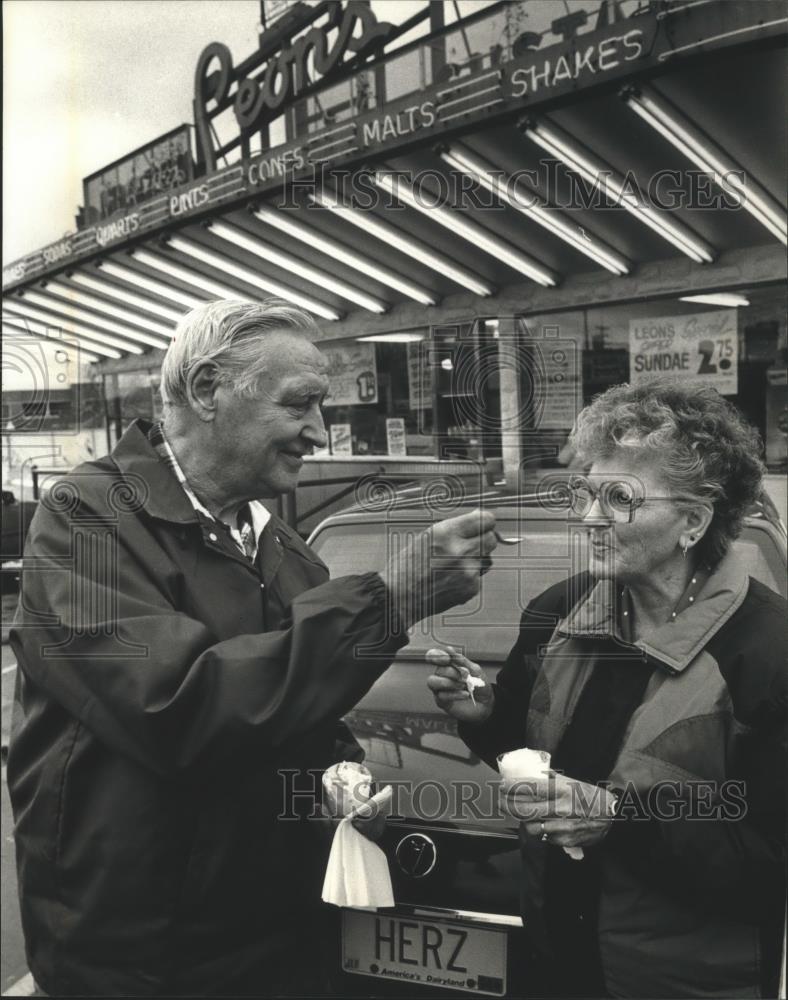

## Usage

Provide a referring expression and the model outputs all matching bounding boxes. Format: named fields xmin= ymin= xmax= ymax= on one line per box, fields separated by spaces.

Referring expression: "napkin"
xmin=321 ymin=785 xmax=395 ymax=909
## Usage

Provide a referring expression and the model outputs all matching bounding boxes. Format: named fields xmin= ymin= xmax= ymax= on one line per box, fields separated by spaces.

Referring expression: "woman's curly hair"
xmin=569 ymin=377 xmax=765 ymax=568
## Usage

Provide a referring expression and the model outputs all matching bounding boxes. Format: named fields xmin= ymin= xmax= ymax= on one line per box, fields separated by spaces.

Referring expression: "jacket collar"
xmin=557 ymin=551 xmax=750 ymax=673
xmin=110 ymin=419 xmax=198 ymax=524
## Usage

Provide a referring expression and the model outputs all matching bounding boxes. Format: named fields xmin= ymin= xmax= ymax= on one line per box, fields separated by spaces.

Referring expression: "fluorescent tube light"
xmin=208 ymin=221 xmax=387 ymax=314
xmin=439 ymin=145 xmax=630 ymax=275
xmin=310 ymin=191 xmax=493 ymax=296
xmin=357 ymin=332 xmax=426 ymax=343
xmin=5 ymin=299 xmax=141 ymax=354
xmin=71 ymin=272 xmax=185 ymax=322
xmin=132 ymin=249 xmax=246 ymax=301
xmin=19 ymin=294 xmax=155 ymax=352
xmin=522 ymin=119 xmax=715 ymax=264
xmin=99 ymin=261 xmax=204 ymax=308
xmin=168 ymin=236 xmax=341 ymax=321
xmin=679 ymin=293 xmax=749 ymax=307
xmin=623 ymin=87 xmax=787 ymax=245
xmin=372 ymin=171 xmax=558 ymax=287
xmin=45 ymin=281 xmax=174 ymax=340
xmin=254 ymin=205 xmax=436 ymax=305
xmin=2 ymin=320 xmax=106 ymax=361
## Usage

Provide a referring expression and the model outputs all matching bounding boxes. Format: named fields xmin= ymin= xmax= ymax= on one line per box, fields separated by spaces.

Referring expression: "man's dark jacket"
xmin=8 ymin=420 xmax=407 ymax=996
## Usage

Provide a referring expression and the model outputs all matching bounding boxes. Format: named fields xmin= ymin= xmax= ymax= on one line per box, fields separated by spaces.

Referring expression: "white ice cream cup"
xmin=497 ymin=748 xmax=552 ymax=789
xmin=497 ymin=748 xmax=585 ymax=861
xmin=323 ymin=761 xmax=373 ymax=817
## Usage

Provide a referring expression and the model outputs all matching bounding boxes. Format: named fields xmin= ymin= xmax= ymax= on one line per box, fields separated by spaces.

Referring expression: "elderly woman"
xmin=428 ymin=379 xmax=786 ymax=999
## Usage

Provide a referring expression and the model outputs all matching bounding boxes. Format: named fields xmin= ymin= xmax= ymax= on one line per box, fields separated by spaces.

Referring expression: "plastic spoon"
xmin=494 ymin=530 xmax=525 ymax=545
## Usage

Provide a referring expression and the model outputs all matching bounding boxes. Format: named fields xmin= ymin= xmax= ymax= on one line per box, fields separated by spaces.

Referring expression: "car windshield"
xmin=311 ymin=516 xmax=787 ymax=662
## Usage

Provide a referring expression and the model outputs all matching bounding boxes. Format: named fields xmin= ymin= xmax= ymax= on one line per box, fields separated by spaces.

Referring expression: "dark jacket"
xmin=8 ymin=420 xmax=408 ymax=996
xmin=461 ymin=560 xmax=787 ymax=998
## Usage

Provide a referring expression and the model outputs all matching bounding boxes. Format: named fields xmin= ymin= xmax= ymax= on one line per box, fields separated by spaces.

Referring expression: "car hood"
xmin=343 ymin=653 xmax=515 ymax=835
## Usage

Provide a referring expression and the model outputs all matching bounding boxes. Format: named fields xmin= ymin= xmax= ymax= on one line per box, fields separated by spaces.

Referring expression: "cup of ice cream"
xmin=497 ymin=747 xmax=584 ymax=860
xmin=322 ymin=761 xmax=373 ymax=818
xmin=497 ymin=747 xmax=552 ymax=788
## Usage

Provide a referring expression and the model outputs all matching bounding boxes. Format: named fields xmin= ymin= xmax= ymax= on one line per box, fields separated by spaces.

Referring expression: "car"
xmin=1 ymin=490 xmax=38 ymax=595
xmin=307 ymin=475 xmax=787 ymax=998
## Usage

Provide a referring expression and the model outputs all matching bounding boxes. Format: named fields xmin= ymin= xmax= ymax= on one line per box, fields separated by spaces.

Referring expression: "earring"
xmin=681 ymin=540 xmax=688 ymax=559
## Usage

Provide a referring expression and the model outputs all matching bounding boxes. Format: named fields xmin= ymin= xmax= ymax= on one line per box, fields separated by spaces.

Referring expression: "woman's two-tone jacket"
xmin=460 ymin=555 xmax=787 ymax=998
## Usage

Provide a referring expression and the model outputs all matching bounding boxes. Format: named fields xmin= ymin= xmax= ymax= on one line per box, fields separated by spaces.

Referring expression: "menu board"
xmin=83 ymin=126 xmax=193 ymax=225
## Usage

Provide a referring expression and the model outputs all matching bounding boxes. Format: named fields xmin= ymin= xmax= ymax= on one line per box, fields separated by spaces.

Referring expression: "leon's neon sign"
xmin=194 ymin=1 xmax=394 ymax=168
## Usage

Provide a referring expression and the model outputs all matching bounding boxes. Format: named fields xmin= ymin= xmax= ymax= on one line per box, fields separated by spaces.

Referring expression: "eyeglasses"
xmin=567 ymin=476 xmax=689 ymax=524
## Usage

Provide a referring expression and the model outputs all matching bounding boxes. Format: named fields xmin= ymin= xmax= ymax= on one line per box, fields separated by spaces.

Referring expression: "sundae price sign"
xmin=629 ymin=310 xmax=738 ymax=395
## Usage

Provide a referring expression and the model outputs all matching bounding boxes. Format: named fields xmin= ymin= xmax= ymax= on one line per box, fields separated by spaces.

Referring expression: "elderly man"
xmin=8 ymin=299 xmax=497 ymax=997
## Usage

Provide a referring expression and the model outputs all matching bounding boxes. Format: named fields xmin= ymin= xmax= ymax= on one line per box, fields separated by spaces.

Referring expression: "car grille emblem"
xmin=395 ymin=833 xmax=437 ymax=878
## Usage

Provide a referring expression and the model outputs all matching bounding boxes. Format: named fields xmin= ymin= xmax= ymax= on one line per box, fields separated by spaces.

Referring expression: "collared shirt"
xmin=149 ymin=422 xmax=271 ymax=563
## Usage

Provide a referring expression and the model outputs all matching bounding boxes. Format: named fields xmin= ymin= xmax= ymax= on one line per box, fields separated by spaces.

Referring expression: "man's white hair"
xmin=160 ymin=299 xmax=319 ymax=406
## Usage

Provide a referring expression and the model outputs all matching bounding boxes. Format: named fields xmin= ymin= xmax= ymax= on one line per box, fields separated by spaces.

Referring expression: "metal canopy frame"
xmin=3 ymin=3 xmax=786 ymax=362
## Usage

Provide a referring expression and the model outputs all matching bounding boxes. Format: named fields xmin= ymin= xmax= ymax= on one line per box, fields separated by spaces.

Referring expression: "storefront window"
xmin=2 ymin=382 xmax=104 ymax=433
xmin=520 ymin=284 xmax=787 ymax=471
xmin=431 ymin=320 xmax=502 ymax=462
xmin=106 ymin=370 xmax=162 ymax=432
xmin=320 ymin=323 xmax=505 ymax=461
xmin=321 ymin=336 xmax=436 ymax=457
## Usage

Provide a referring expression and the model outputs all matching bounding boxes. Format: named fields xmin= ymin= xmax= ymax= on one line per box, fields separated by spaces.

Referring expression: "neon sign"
xmin=194 ymin=1 xmax=394 ymax=167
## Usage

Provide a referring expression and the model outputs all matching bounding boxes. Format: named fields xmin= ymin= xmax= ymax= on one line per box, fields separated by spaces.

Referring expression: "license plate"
xmin=342 ymin=909 xmax=507 ymax=995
